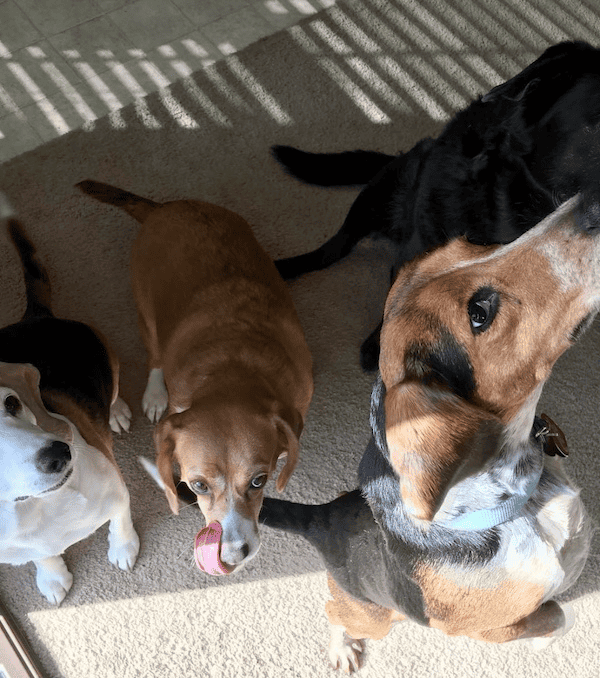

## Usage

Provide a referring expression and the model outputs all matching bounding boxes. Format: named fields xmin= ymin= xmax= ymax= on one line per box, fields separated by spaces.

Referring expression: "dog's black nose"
xmin=575 ymin=191 xmax=600 ymax=233
xmin=36 ymin=441 xmax=71 ymax=474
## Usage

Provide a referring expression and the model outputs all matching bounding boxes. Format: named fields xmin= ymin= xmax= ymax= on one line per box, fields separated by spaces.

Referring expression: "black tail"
xmin=260 ymin=497 xmax=326 ymax=536
xmin=272 ymin=145 xmax=395 ymax=187
xmin=260 ymin=491 xmax=372 ymax=563
xmin=274 ymin=225 xmax=363 ymax=279
xmin=1 ymin=194 xmax=53 ymax=320
xmin=76 ymin=180 xmax=159 ymax=223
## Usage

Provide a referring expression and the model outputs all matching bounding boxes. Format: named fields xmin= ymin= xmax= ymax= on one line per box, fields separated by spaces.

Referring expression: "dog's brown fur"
xmin=77 ymin=181 xmax=313 ymax=570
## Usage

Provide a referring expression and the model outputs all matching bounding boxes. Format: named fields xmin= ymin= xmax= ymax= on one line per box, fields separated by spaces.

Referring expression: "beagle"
xmin=0 ymin=196 xmax=139 ymax=605
xmin=76 ymin=180 xmax=313 ymax=573
xmin=260 ymin=193 xmax=596 ymax=671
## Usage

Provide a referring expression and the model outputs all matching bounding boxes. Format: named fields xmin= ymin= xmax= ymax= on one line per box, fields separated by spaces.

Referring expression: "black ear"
xmin=384 ymin=379 xmax=501 ymax=522
xmin=481 ymin=41 xmax=592 ymax=104
xmin=404 ymin=329 xmax=475 ymax=402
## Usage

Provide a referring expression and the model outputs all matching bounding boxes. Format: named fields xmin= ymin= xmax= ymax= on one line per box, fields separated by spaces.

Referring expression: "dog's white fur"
xmin=0 ymin=393 xmax=138 ymax=605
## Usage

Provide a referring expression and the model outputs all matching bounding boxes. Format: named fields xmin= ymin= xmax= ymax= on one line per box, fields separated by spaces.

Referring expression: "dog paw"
xmin=329 ymin=626 xmax=365 ymax=673
xmin=110 ymin=396 xmax=132 ymax=433
xmin=142 ymin=368 xmax=168 ymax=423
xmin=108 ymin=532 xmax=140 ymax=572
xmin=35 ymin=557 xmax=73 ymax=606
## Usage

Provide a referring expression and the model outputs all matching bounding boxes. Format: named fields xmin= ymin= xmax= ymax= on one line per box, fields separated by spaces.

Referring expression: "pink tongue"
xmin=194 ymin=522 xmax=232 ymax=576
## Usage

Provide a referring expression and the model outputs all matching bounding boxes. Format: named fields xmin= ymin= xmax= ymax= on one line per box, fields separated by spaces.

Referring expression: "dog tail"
xmin=1 ymin=193 xmax=53 ymax=319
xmin=260 ymin=490 xmax=366 ymax=549
xmin=260 ymin=496 xmax=326 ymax=536
xmin=76 ymin=180 xmax=159 ymax=223
xmin=272 ymin=145 xmax=395 ymax=187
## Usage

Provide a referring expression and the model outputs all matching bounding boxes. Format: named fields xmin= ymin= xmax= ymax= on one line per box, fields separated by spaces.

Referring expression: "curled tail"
xmin=76 ymin=180 xmax=159 ymax=223
xmin=1 ymin=194 xmax=53 ymax=320
xmin=272 ymin=145 xmax=395 ymax=187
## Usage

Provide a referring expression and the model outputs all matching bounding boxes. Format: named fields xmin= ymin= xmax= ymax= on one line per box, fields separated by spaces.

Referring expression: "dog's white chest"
xmin=0 ymin=440 xmax=126 ymax=564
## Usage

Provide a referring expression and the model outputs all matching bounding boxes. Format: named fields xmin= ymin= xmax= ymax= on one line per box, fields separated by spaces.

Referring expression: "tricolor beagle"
xmin=260 ymin=193 xmax=596 ymax=671
xmin=0 ymin=196 xmax=139 ymax=605
xmin=77 ymin=181 xmax=313 ymax=573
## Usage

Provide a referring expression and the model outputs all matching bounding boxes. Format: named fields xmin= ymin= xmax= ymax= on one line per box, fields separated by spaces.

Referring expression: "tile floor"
xmin=0 ymin=0 xmax=337 ymax=162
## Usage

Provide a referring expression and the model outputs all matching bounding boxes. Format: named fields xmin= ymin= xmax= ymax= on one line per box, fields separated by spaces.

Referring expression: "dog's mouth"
xmin=14 ymin=466 xmax=74 ymax=502
xmin=194 ymin=522 xmax=238 ymax=576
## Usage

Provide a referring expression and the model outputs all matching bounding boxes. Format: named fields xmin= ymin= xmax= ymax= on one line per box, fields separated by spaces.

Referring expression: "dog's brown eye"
xmin=249 ymin=474 xmax=267 ymax=490
xmin=190 ymin=480 xmax=209 ymax=495
xmin=4 ymin=395 xmax=21 ymax=416
xmin=468 ymin=288 xmax=499 ymax=334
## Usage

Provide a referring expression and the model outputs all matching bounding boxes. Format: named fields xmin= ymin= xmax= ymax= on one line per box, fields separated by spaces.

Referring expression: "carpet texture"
xmin=1 ymin=1 xmax=600 ymax=677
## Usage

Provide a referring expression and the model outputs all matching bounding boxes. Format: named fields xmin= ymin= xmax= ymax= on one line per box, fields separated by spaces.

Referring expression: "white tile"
xmin=49 ymin=15 xmax=136 ymax=77
xmin=109 ymin=0 xmax=194 ymax=50
xmin=13 ymin=0 xmax=102 ymax=36
xmin=0 ymin=0 xmax=42 ymax=53
xmin=0 ymin=40 xmax=81 ymax=110
xmin=202 ymin=7 xmax=275 ymax=56
xmin=172 ymin=0 xmax=250 ymax=26
xmin=254 ymin=0 xmax=319 ymax=30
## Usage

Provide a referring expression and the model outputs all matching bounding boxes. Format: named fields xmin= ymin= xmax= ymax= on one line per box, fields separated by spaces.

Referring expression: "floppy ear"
xmin=0 ymin=362 xmax=72 ymax=440
xmin=154 ymin=418 xmax=180 ymax=515
xmin=384 ymin=382 xmax=501 ymax=522
xmin=271 ymin=405 xmax=303 ymax=492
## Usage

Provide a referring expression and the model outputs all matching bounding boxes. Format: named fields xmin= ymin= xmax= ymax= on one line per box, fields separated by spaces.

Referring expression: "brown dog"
xmin=77 ymin=180 xmax=313 ymax=572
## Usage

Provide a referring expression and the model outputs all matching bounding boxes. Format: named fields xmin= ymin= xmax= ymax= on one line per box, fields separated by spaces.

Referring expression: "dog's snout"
xmin=575 ymin=198 xmax=600 ymax=233
xmin=220 ymin=540 xmax=251 ymax=566
xmin=35 ymin=441 xmax=71 ymax=474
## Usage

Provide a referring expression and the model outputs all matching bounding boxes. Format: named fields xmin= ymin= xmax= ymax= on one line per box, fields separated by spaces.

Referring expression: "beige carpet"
xmin=1 ymin=1 xmax=600 ymax=677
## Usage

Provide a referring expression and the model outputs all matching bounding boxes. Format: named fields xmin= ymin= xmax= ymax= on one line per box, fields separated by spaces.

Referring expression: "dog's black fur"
xmin=272 ymin=41 xmax=600 ymax=370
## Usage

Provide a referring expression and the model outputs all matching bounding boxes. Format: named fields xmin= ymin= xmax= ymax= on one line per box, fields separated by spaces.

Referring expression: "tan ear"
xmin=0 ymin=362 xmax=72 ymax=440
xmin=272 ymin=405 xmax=303 ymax=492
xmin=154 ymin=419 xmax=180 ymax=514
xmin=385 ymin=382 xmax=501 ymax=522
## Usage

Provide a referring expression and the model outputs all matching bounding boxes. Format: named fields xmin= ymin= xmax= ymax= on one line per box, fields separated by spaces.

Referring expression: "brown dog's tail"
xmin=1 ymin=193 xmax=53 ymax=320
xmin=76 ymin=179 xmax=159 ymax=223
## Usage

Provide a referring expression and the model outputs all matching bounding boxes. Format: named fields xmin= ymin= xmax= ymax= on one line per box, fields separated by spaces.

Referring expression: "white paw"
xmin=35 ymin=558 xmax=73 ymax=606
xmin=329 ymin=625 xmax=365 ymax=673
xmin=142 ymin=368 xmax=168 ymax=423
xmin=110 ymin=396 xmax=132 ymax=433
xmin=108 ymin=531 xmax=140 ymax=572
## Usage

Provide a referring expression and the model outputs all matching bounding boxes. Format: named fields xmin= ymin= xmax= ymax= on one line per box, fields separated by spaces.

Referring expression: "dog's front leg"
xmin=109 ymin=396 xmax=132 ymax=433
xmin=142 ymin=367 xmax=168 ymax=422
xmin=328 ymin=625 xmax=365 ymax=674
xmin=107 ymin=496 xmax=140 ymax=572
xmin=34 ymin=556 xmax=73 ymax=605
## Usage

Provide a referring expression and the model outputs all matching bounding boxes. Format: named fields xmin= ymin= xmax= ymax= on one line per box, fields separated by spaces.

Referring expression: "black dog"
xmin=273 ymin=40 xmax=600 ymax=370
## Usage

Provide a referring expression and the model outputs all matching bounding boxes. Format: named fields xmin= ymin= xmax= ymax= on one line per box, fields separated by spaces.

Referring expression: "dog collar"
xmin=442 ymin=466 xmax=542 ymax=531
xmin=442 ymin=415 xmax=564 ymax=532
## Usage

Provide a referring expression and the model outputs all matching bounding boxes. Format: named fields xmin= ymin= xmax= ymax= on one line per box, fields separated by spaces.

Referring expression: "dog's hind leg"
xmin=326 ymin=575 xmax=404 ymax=673
xmin=359 ymin=320 xmax=383 ymax=372
xmin=470 ymin=600 xmax=574 ymax=646
xmin=275 ymin=162 xmax=403 ymax=280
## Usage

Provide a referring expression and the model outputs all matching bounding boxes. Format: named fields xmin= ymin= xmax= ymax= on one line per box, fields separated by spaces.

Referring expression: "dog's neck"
xmin=359 ymin=376 xmax=547 ymax=535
